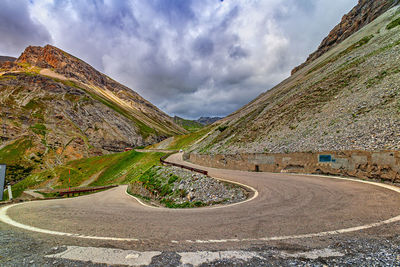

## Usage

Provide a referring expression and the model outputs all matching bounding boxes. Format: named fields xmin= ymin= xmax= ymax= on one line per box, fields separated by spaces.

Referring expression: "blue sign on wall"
xmin=0 ymin=164 xmax=5 ymax=201
xmin=319 ymin=155 xmax=332 ymax=163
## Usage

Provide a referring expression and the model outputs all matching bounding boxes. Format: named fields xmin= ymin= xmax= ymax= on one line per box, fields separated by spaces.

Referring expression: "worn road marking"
xmin=0 ymin=175 xmax=399 ymax=243
xmin=279 ymin=248 xmax=344 ymax=260
xmin=46 ymin=246 xmax=160 ymax=266
xmin=46 ymin=246 xmax=345 ymax=266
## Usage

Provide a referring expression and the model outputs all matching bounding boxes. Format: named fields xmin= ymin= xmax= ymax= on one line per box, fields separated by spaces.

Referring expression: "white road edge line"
xmin=0 ymin=174 xmax=399 ymax=243
xmin=124 ymin=175 xmax=259 ymax=210
xmin=0 ymin=202 xmax=140 ymax=241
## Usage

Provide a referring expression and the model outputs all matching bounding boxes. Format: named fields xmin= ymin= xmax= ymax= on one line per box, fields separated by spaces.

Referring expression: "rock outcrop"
xmin=292 ymin=0 xmax=398 ymax=75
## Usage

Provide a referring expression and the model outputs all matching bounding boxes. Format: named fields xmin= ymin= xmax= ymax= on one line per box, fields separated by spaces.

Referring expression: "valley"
xmin=1 ymin=0 xmax=400 ymax=266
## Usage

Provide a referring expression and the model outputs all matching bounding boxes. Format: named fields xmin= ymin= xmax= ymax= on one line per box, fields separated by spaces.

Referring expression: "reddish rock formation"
xmin=292 ymin=0 xmax=398 ymax=75
xmin=0 ymin=44 xmax=186 ymax=176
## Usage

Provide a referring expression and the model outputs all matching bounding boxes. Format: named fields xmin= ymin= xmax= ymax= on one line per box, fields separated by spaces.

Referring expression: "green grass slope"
xmin=8 ymin=150 xmax=165 ymax=199
xmin=173 ymin=116 xmax=204 ymax=132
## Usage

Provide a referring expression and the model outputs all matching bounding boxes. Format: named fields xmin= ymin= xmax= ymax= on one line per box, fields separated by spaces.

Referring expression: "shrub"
xmin=387 ymin=17 xmax=400 ymax=30
xmin=218 ymin=125 xmax=228 ymax=132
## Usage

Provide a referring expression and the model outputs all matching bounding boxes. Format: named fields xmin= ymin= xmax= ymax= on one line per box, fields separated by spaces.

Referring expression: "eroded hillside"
xmin=192 ymin=6 xmax=400 ymax=154
xmin=0 ymin=45 xmax=186 ymax=183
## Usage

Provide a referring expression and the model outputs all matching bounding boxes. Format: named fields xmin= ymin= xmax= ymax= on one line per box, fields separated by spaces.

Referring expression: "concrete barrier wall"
xmin=186 ymin=151 xmax=400 ymax=183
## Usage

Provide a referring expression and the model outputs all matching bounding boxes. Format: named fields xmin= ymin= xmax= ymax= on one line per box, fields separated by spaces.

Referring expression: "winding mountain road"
xmin=1 ymin=153 xmax=400 ymax=251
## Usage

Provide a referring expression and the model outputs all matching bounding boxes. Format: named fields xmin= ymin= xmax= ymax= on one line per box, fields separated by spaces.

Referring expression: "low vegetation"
xmin=307 ymin=35 xmax=374 ymax=75
xmin=127 ymin=165 xmax=247 ymax=208
xmin=173 ymin=116 xmax=204 ymax=132
xmin=8 ymin=150 xmax=165 ymax=199
xmin=0 ymin=138 xmax=35 ymax=185
xmin=134 ymin=167 xmax=204 ymax=208
xmin=386 ymin=17 xmax=400 ymax=30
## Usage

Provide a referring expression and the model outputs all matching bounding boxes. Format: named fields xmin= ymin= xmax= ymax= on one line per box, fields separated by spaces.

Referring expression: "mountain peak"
xmin=292 ymin=0 xmax=399 ymax=74
xmin=16 ymin=44 xmax=101 ymax=85
xmin=17 ymin=44 xmax=72 ymax=69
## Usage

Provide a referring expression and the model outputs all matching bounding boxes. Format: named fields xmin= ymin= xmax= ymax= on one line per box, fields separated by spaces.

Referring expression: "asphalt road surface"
xmin=1 ymin=153 xmax=400 ymax=266
xmin=2 ymin=153 xmax=400 ymax=246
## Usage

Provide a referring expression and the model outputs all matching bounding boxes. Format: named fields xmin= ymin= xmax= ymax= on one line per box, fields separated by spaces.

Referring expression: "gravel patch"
xmin=1 ymin=225 xmax=399 ymax=266
xmin=128 ymin=166 xmax=248 ymax=208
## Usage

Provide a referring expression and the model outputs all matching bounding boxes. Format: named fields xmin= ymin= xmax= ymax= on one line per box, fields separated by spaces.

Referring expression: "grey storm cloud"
xmin=193 ymin=37 xmax=214 ymax=57
xmin=0 ymin=0 xmax=51 ymax=55
xmin=0 ymin=0 xmax=357 ymax=119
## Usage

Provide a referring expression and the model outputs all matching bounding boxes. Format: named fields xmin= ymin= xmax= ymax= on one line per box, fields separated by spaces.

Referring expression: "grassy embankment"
xmin=127 ymin=166 xmax=206 ymax=208
xmin=1 ymin=124 xmax=212 ymax=200
xmin=0 ymin=138 xmax=35 ymax=185
xmin=3 ymin=149 xmax=165 ymax=199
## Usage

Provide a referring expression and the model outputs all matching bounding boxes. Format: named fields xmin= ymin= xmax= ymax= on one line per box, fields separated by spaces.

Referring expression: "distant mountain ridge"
xmin=196 ymin=117 xmax=222 ymax=125
xmin=0 ymin=56 xmax=16 ymax=62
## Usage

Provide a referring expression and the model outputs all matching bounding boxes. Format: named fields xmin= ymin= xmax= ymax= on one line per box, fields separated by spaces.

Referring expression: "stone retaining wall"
xmin=186 ymin=151 xmax=400 ymax=182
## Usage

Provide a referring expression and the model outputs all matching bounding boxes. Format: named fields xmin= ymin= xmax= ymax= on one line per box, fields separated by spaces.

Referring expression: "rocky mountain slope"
xmin=292 ymin=0 xmax=398 ymax=74
xmin=0 ymin=45 xmax=185 ymax=182
xmin=192 ymin=4 xmax=400 ymax=155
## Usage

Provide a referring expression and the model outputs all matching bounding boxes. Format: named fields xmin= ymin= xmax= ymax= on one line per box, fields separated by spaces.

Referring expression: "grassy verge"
xmin=8 ymin=150 xmax=165 ymax=199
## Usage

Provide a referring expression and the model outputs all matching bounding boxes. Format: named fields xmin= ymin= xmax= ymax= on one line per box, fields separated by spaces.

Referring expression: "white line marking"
xmin=46 ymin=246 xmax=160 ymax=266
xmin=124 ymin=176 xmax=258 ymax=210
xmin=124 ymin=189 xmax=161 ymax=209
xmin=0 ymin=202 xmax=140 ymax=242
xmin=181 ymin=175 xmax=400 ymax=243
xmin=45 ymin=246 xmax=345 ymax=266
xmin=0 ymin=174 xmax=399 ymax=243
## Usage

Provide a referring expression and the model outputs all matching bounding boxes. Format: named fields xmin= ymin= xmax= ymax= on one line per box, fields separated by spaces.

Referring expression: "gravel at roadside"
xmin=1 ymin=224 xmax=399 ymax=266
xmin=128 ymin=166 xmax=248 ymax=208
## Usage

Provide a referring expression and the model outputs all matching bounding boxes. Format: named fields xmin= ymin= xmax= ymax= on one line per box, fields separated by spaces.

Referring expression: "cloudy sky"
xmin=0 ymin=0 xmax=357 ymax=119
